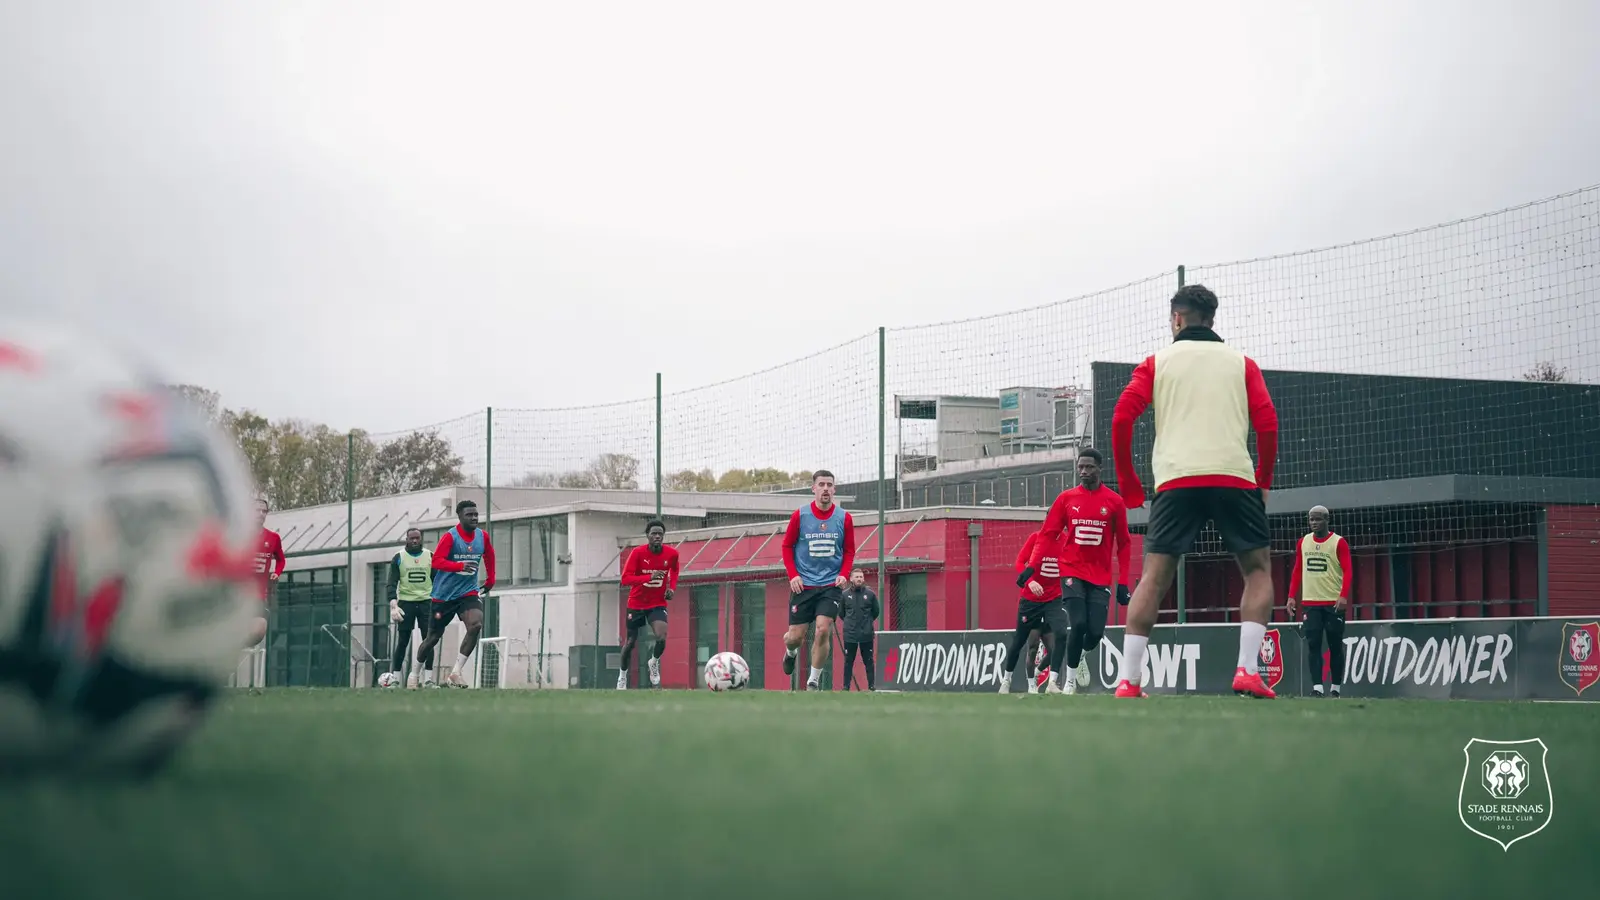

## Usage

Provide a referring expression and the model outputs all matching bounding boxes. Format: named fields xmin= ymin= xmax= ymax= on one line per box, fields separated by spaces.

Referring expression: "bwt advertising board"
xmin=874 ymin=616 xmax=1600 ymax=701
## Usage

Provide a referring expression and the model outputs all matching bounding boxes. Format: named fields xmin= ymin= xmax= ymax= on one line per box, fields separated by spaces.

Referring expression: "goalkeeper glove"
xmin=1016 ymin=567 xmax=1036 ymax=589
xmin=1116 ymin=585 xmax=1131 ymax=606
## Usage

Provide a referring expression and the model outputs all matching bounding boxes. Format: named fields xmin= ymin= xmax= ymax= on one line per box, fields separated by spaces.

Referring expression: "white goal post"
xmin=470 ymin=636 xmax=509 ymax=689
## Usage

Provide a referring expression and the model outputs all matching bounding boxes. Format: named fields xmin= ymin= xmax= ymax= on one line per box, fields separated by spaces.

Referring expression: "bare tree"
xmin=1522 ymin=361 xmax=1569 ymax=383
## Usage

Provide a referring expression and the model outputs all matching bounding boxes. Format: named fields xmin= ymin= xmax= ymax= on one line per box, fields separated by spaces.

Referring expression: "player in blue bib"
xmin=780 ymin=470 xmax=857 ymax=690
xmin=417 ymin=500 xmax=496 ymax=688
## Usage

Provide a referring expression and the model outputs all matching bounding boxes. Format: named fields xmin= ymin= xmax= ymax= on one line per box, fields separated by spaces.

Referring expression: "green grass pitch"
xmin=1 ymin=690 xmax=1592 ymax=899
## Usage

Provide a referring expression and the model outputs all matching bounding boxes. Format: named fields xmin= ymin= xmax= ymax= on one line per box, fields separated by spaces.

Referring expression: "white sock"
xmin=809 ymin=666 xmax=822 ymax=683
xmin=1238 ymin=621 xmax=1266 ymax=674
xmin=786 ymin=646 xmax=798 ymax=658
xmin=1121 ymin=634 xmax=1148 ymax=685
xmin=453 ymin=651 xmax=472 ymax=677
xmin=1313 ymin=684 xmax=1325 ymax=694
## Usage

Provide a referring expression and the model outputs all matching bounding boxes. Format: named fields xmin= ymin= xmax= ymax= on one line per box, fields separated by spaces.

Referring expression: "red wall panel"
xmin=1547 ymin=505 xmax=1600 ymax=616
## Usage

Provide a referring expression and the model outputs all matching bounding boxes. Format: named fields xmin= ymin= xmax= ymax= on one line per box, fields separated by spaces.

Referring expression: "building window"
xmin=512 ymin=521 xmax=532 ymax=584
xmin=525 ymin=515 xmax=570 ymax=587
xmin=892 ymin=573 xmax=927 ymax=630
xmin=736 ymin=582 xmax=765 ymax=690
xmin=691 ymin=584 xmax=720 ymax=671
xmin=267 ymin=565 xmax=348 ymax=687
xmin=491 ymin=523 xmax=511 ymax=585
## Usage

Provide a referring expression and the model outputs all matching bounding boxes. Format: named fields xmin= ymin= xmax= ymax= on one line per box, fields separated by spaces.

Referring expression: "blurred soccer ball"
xmin=378 ymin=671 xmax=401 ymax=688
xmin=703 ymin=651 xmax=750 ymax=692
xmin=0 ymin=324 xmax=261 ymax=776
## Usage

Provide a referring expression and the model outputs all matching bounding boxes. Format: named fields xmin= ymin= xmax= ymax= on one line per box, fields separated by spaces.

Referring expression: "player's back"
xmin=1149 ymin=341 xmax=1254 ymax=488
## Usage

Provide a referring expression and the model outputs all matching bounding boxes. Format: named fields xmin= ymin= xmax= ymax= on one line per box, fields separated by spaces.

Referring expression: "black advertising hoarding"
xmin=875 ymin=616 xmax=1600 ymax=701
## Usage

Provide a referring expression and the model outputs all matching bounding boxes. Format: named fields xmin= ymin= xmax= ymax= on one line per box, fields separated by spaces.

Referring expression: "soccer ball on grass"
xmin=703 ymin=651 xmax=750 ymax=691
xmin=0 ymin=324 xmax=261 ymax=776
xmin=378 ymin=671 xmax=402 ymax=688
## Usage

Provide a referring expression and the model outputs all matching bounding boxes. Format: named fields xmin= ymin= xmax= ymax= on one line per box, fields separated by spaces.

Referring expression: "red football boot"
xmin=1232 ymin=668 xmax=1276 ymax=699
xmin=1114 ymin=679 xmax=1147 ymax=698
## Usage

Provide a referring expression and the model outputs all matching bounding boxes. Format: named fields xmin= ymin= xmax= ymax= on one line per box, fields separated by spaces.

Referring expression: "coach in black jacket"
xmin=839 ymin=569 xmax=881 ymax=691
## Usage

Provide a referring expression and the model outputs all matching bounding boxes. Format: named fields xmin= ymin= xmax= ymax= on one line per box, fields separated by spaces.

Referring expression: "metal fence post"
xmin=877 ymin=326 xmax=887 ymax=612
xmin=346 ymin=431 xmax=355 ymax=687
xmin=655 ymin=373 xmax=662 ymax=518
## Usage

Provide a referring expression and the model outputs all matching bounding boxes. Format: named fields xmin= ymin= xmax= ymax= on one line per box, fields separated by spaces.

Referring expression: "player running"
xmin=618 ymin=519 xmax=679 ymax=689
xmin=387 ymin=528 xmax=436 ymax=689
xmin=1287 ymin=505 xmax=1352 ymax=697
xmin=781 ymin=470 xmax=856 ymax=691
xmin=249 ymin=498 xmax=285 ymax=648
xmin=1001 ymin=528 xmax=1070 ymax=694
xmin=1109 ymin=284 xmax=1279 ymax=698
xmin=1018 ymin=448 xmax=1131 ymax=693
xmin=417 ymin=500 xmax=495 ymax=688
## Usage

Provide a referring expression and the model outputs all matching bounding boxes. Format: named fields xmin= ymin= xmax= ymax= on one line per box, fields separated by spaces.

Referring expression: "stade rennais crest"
xmin=1457 ymin=738 xmax=1552 ymax=851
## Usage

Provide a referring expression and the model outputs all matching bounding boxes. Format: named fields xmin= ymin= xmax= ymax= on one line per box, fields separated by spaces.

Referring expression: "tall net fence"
xmin=233 ymin=184 xmax=1599 ymax=686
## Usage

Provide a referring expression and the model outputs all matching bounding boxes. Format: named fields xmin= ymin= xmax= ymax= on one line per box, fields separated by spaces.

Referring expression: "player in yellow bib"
xmin=388 ymin=528 xmax=436 ymax=689
xmin=1287 ymin=505 xmax=1353 ymax=697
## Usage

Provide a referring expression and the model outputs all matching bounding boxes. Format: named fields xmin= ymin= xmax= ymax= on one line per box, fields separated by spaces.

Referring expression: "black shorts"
xmin=1061 ymin=578 xmax=1110 ymax=608
xmin=626 ymin=606 xmax=669 ymax=632
xmin=398 ymin=599 xmax=431 ymax=630
xmin=1144 ymin=486 xmax=1269 ymax=556
xmin=1015 ymin=597 xmax=1070 ymax=635
xmin=789 ymin=586 xmax=842 ymax=626
xmin=428 ymin=596 xmax=484 ymax=635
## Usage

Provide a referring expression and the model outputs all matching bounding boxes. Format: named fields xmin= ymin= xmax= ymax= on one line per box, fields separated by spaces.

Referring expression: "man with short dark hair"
xmin=838 ymin=568 xmax=880 ymax=691
xmin=1288 ymin=505 xmax=1352 ymax=697
xmin=781 ymin=470 xmax=856 ymax=690
xmin=418 ymin=499 xmax=495 ymax=688
xmin=618 ymin=518 xmax=678 ymax=689
xmin=1019 ymin=447 xmax=1131 ymax=694
xmin=1110 ymin=284 xmax=1280 ymax=698
xmin=387 ymin=527 xmax=435 ymax=688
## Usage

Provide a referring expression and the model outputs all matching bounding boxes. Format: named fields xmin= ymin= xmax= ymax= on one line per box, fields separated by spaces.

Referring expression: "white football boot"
xmin=648 ymin=657 xmax=661 ymax=687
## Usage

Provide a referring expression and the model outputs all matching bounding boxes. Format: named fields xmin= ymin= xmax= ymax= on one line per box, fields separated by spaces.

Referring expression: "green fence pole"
xmin=346 ymin=431 xmax=355 ymax=687
xmin=877 ymin=326 xmax=887 ymax=624
xmin=655 ymin=372 xmax=662 ymax=518
xmin=1177 ymin=264 xmax=1185 ymax=288
xmin=593 ymin=591 xmax=601 ymax=689
xmin=485 ymin=407 xmax=493 ymax=528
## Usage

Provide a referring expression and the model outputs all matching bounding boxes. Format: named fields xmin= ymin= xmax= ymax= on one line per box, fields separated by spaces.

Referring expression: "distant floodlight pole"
xmin=655 ymin=372 xmax=662 ymax=518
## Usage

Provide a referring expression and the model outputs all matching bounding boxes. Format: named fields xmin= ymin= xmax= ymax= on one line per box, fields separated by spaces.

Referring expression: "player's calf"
xmin=245 ymin=616 xmax=267 ymax=648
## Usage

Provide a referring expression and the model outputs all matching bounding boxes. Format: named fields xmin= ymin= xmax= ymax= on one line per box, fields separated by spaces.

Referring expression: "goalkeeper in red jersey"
xmin=1017 ymin=448 xmax=1131 ymax=693
xmin=618 ymin=519 xmax=679 ymax=689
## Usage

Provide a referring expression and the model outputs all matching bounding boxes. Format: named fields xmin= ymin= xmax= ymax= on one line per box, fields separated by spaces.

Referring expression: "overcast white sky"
xmin=1 ymin=0 xmax=1596 ymax=440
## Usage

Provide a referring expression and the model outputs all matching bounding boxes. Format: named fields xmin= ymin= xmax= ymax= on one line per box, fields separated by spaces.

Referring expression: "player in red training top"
xmin=1111 ymin=285 xmax=1279 ymax=699
xmin=617 ymin=519 xmax=680 ymax=690
xmin=250 ymin=498 xmax=285 ymax=648
xmin=1000 ymin=529 xmax=1070 ymax=694
xmin=1018 ymin=448 xmax=1131 ymax=694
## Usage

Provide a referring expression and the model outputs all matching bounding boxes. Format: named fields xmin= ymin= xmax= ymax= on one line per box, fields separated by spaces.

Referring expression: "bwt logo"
xmin=1099 ymin=640 xmax=1201 ymax=691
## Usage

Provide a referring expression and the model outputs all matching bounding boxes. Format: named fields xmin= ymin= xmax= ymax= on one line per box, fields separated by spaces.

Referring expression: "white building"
xmin=253 ymin=485 xmax=810 ymax=689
